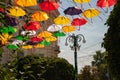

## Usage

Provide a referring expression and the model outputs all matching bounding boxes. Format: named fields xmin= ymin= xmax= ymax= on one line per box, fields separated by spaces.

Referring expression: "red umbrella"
xmin=71 ymin=18 xmax=87 ymax=26
xmin=24 ymin=21 xmax=41 ymax=30
xmin=96 ymin=0 xmax=117 ymax=8
xmin=31 ymin=37 xmax=43 ymax=43
xmin=39 ymin=1 xmax=59 ymax=11
xmin=71 ymin=18 xmax=87 ymax=30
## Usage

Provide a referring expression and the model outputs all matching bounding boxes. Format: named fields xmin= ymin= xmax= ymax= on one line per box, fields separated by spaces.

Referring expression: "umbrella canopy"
xmin=82 ymin=8 xmax=100 ymax=18
xmin=54 ymin=16 xmax=70 ymax=25
xmin=45 ymin=36 xmax=57 ymax=42
xmin=31 ymin=11 xmax=49 ymax=21
xmin=5 ymin=16 xmax=17 ymax=26
xmin=15 ymin=35 xmax=28 ymax=41
xmin=53 ymin=31 xmax=66 ymax=37
xmin=40 ymin=40 xmax=51 ymax=46
xmin=38 ymin=31 xmax=52 ymax=38
xmin=96 ymin=0 xmax=117 ymax=8
xmin=14 ymin=0 xmax=37 ymax=7
xmin=39 ymin=1 xmax=59 ymax=11
xmin=7 ymin=6 xmax=26 ymax=17
xmin=47 ymin=24 xmax=62 ymax=32
xmin=62 ymin=25 xmax=76 ymax=33
xmin=12 ymin=40 xmax=23 ymax=45
xmin=21 ymin=30 xmax=36 ymax=36
xmin=71 ymin=18 xmax=87 ymax=26
xmin=73 ymin=0 xmax=91 ymax=4
xmin=7 ymin=44 xmax=19 ymax=50
xmin=22 ymin=45 xmax=32 ymax=49
xmin=8 ymin=26 xmax=17 ymax=34
xmin=31 ymin=37 xmax=43 ymax=42
xmin=0 ymin=33 xmax=12 ymax=45
xmin=34 ymin=44 xmax=45 ymax=48
xmin=24 ymin=22 xmax=41 ymax=30
xmin=64 ymin=7 xmax=82 ymax=16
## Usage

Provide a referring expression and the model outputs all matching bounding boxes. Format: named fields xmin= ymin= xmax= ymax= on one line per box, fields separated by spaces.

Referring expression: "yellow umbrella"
xmin=31 ymin=11 xmax=49 ymax=21
xmin=73 ymin=0 xmax=91 ymax=4
xmin=62 ymin=25 xmax=76 ymax=33
xmin=0 ymin=33 xmax=12 ymax=45
xmin=45 ymin=36 xmax=57 ymax=42
xmin=22 ymin=45 xmax=32 ymax=49
xmin=7 ymin=6 xmax=26 ymax=17
xmin=82 ymin=8 xmax=100 ymax=18
xmin=38 ymin=31 xmax=52 ymax=38
xmin=34 ymin=44 xmax=45 ymax=48
xmin=14 ymin=0 xmax=37 ymax=7
xmin=54 ymin=16 xmax=70 ymax=25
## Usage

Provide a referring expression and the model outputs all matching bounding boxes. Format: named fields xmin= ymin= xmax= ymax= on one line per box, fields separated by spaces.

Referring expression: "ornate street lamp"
xmin=65 ymin=33 xmax=86 ymax=80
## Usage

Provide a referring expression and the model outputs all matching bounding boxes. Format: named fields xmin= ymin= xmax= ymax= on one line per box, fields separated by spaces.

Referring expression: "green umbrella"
xmin=15 ymin=35 xmax=28 ymax=41
xmin=8 ymin=26 xmax=17 ymax=34
xmin=0 ymin=27 xmax=9 ymax=33
xmin=39 ymin=40 xmax=51 ymax=46
xmin=7 ymin=44 xmax=19 ymax=50
xmin=53 ymin=31 xmax=66 ymax=37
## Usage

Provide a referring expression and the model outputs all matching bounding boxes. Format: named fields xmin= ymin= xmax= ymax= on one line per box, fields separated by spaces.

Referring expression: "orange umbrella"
xmin=31 ymin=11 xmax=49 ymax=21
xmin=38 ymin=31 xmax=52 ymax=38
xmin=82 ymin=8 xmax=100 ymax=18
xmin=14 ymin=0 xmax=37 ymax=7
xmin=7 ymin=6 xmax=26 ymax=17
xmin=62 ymin=25 xmax=76 ymax=33
xmin=54 ymin=16 xmax=70 ymax=25
xmin=22 ymin=45 xmax=33 ymax=49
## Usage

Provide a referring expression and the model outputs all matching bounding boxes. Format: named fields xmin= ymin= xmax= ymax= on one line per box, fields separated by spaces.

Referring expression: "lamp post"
xmin=65 ymin=33 xmax=86 ymax=80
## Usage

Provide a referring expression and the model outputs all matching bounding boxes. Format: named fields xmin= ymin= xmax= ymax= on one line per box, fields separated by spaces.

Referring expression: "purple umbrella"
xmin=64 ymin=7 xmax=82 ymax=16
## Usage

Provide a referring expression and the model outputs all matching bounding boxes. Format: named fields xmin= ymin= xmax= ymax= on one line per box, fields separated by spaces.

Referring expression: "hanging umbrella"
xmin=0 ymin=7 xmax=4 ymax=13
xmin=21 ymin=30 xmax=36 ymax=36
xmin=39 ymin=1 xmax=59 ymax=11
xmin=0 ymin=34 xmax=12 ymax=45
xmin=7 ymin=44 xmax=19 ymax=50
xmin=22 ymin=45 xmax=32 ymax=49
xmin=24 ymin=22 xmax=41 ymax=30
xmin=8 ymin=26 xmax=17 ymax=34
xmin=96 ymin=0 xmax=117 ymax=8
xmin=82 ymin=8 xmax=100 ymax=18
xmin=38 ymin=31 xmax=52 ymax=38
xmin=34 ymin=44 xmax=45 ymax=48
xmin=12 ymin=40 xmax=23 ymax=45
xmin=47 ymin=24 xmax=62 ymax=32
xmin=0 ymin=27 xmax=9 ymax=34
xmin=73 ymin=0 xmax=91 ymax=4
xmin=14 ymin=0 xmax=37 ymax=7
xmin=64 ymin=6 xmax=82 ymax=16
xmin=62 ymin=25 xmax=76 ymax=33
xmin=53 ymin=31 xmax=66 ymax=37
xmin=71 ymin=18 xmax=87 ymax=26
xmin=54 ymin=16 xmax=70 ymax=25
xmin=7 ymin=6 xmax=26 ymax=17
xmin=15 ymin=35 xmax=28 ymax=41
xmin=5 ymin=16 xmax=17 ymax=26
xmin=31 ymin=37 xmax=43 ymax=43
xmin=45 ymin=36 xmax=57 ymax=42
xmin=39 ymin=40 xmax=51 ymax=46
xmin=31 ymin=11 xmax=49 ymax=21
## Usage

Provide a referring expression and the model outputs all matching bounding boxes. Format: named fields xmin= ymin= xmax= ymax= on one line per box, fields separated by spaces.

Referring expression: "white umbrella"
xmin=47 ymin=24 xmax=62 ymax=32
xmin=21 ymin=30 xmax=36 ymax=36
xmin=12 ymin=40 xmax=23 ymax=45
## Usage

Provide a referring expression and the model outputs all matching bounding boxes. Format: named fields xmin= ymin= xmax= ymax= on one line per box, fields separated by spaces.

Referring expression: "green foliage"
xmin=7 ymin=55 xmax=75 ymax=80
xmin=103 ymin=2 xmax=120 ymax=80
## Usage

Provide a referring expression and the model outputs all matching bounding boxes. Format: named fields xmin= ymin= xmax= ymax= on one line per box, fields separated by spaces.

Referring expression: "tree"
xmin=7 ymin=55 xmax=75 ymax=80
xmin=103 ymin=1 xmax=120 ymax=80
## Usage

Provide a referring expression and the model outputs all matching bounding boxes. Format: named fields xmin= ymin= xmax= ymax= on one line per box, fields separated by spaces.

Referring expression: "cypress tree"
xmin=103 ymin=1 xmax=120 ymax=80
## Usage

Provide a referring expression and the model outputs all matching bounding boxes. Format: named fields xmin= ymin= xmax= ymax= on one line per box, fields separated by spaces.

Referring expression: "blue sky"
xmin=57 ymin=0 xmax=113 ymax=72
